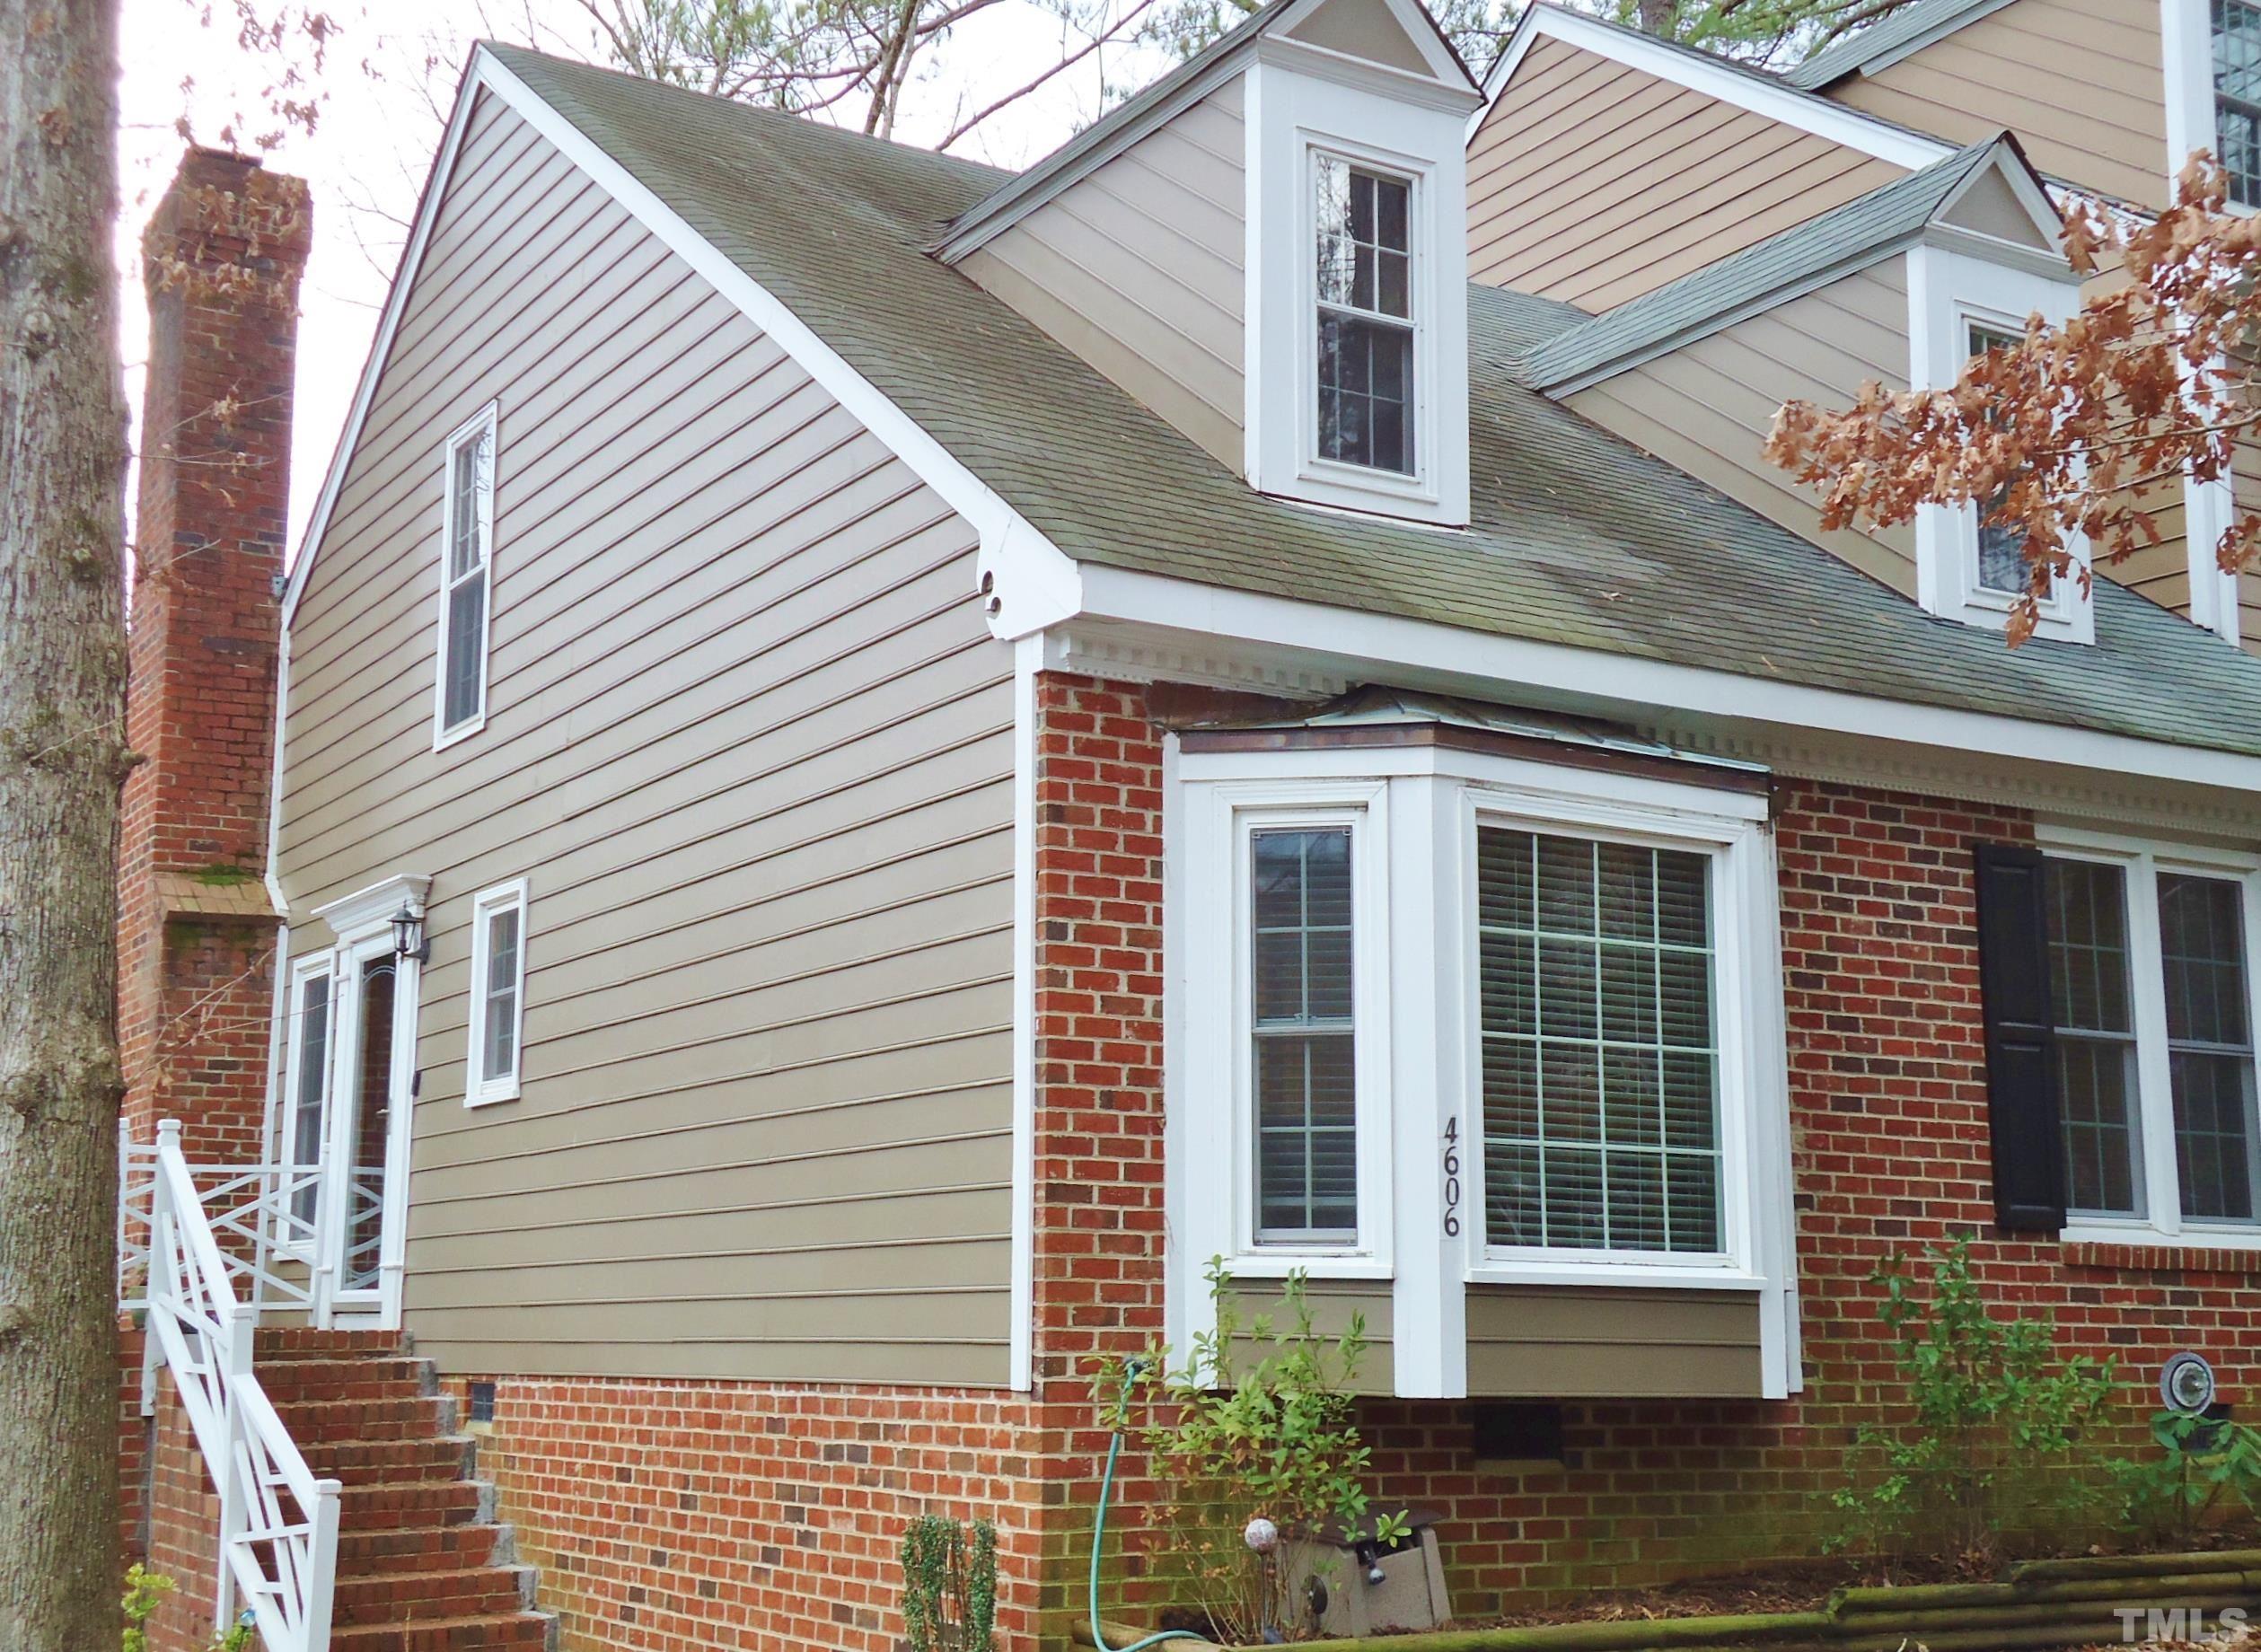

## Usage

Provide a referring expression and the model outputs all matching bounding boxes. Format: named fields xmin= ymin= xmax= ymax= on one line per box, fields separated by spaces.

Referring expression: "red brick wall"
xmin=458 ymin=1375 xmax=1048 ymax=1652
xmin=119 ymin=1329 xmax=231 ymax=1652
xmin=119 ymin=146 xmax=307 ymax=1158
xmin=1016 ymin=682 xmax=2261 ymax=1624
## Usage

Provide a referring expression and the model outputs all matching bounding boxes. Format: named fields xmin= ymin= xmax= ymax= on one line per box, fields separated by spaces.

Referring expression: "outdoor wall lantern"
xmin=390 ymin=901 xmax=430 ymax=963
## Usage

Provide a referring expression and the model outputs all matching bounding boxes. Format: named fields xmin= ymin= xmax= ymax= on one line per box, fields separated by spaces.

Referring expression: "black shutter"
xmin=1972 ymin=842 xmax=2067 ymax=1232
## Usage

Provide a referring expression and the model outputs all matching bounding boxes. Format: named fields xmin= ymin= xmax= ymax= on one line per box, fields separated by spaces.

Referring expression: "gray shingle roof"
xmin=1783 ymin=0 xmax=2013 ymax=90
xmin=483 ymin=43 xmax=2261 ymax=761
xmin=1522 ymin=133 xmax=2010 ymax=391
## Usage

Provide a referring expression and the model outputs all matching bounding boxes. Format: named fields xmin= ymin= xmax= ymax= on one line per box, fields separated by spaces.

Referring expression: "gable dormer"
xmin=939 ymin=0 xmax=1481 ymax=524
xmin=1524 ymin=135 xmax=2093 ymax=642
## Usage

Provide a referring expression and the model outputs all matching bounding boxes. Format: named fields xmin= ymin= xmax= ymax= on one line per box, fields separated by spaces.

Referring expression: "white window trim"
xmin=1906 ymin=242 xmax=2091 ymax=643
xmin=1170 ymin=740 xmax=1797 ymax=1397
xmin=2041 ymin=824 xmax=2261 ymax=1248
xmin=272 ymin=949 xmax=336 ymax=1262
xmin=1459 ymin=784 xmax=1773 ymax=1291
xmin=433 ymin=402 xmax=498 ymax=751
xmin=1187 ymin=777 xmax=1395 ymax=1279
xmin=465 ymin=877 xmax=529 ymax=1107
xmin=1245 ymin=53 xmax=1471 ymax=526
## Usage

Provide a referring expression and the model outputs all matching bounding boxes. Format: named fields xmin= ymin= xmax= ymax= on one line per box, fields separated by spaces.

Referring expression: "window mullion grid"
xmin=2126 ymin=855 xmax=2186 ymax=1236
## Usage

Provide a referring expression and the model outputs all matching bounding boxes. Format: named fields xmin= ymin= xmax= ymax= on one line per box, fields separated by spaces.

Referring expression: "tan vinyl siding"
xmin=2238 ymin=419 xmax=2261 ymax=653
xmin=1565 ymin=263 xmax=1921 ymax=594
xmin=1226 ymin=1279 xmax=1394 ymax=1395
xmin=1825 ymin=0 xmax=2167 ymax=211
xmin=1467 ymin=37 xmax=1904 ymax=311
xmin=277 ymin=90 xmax=1016 ymax=1386
xmin=2109 ymin=486 xmax=2191 ymax=615
xmin=1464 ymin=1285 xmax=1763 ymax=1397
xmin=962 ymin=79 xmax=1245 ymax=470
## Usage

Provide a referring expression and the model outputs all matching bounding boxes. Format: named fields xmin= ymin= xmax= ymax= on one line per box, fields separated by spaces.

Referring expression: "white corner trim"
xmin=1007 ymin=634 xmax=1039 ymax=1392
xmin=283 ymin=46 xmax=1081 ymax=653
xmin=1071 ymin=562 xmax=2261 ymax=795
xmin=1470 ymin=4 xmax=1951 ymax=171
xmin=2162 ymin=0 xmax=2213 ymax=187
xmin=2186 ymin=469 xmax=2243 ymax=646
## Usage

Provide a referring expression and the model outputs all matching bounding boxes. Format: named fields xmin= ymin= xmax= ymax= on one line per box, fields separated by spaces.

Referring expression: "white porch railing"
xmin=117 ymin=1123 xmax=321 ymax=1315
xmin=127 ymin=1120 xmax=341 ymax=1652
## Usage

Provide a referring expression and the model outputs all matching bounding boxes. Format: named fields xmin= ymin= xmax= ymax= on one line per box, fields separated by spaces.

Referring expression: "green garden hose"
xmin=1088 ymin=1364 xmax=1206 ymax=1652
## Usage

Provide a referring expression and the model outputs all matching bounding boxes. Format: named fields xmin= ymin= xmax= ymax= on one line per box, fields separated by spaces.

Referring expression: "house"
xmin=112 ymin=1 xmax=2261 ymax=1648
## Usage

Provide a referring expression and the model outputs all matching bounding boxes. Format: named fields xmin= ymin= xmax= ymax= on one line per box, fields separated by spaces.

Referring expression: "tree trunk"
xmin=0 ymin=0 xmax=134 ymax=1648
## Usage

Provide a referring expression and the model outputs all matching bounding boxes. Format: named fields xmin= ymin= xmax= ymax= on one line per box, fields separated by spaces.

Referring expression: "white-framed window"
xmin=1473 ymin=822 xmax=1724 ymax=1261
xmin=466 ymin=878 xmax=528 ymax=1106
xmin=1243 ymin=57 xmax=1472 ymax=525
xmin=2041 ymin=828 xmax=2261 ymax=1244
xmin=280 ymin=953 xmax=335 ymax=1243
xmin=1171 ymin=739 xmax=1796 ymax=1394
xmin=1199 ymin=781 xmax=1395 ymax=1269
xmin=434 ymin=404 xmax=497 ymax=748
xmin=2217 ymin=0 xmax=2261 ymax=206
xmin=1905 ymin=242 xmax=2089 ymax=641
xmin=1314 ymin=154 xmax=1416 ymax=478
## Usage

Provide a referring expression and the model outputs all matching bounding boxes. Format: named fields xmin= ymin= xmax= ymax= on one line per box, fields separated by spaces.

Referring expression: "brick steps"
xmin=330 ymin=1611 xmax=553 ymax=1650
xmin=247 ymin=1331 xmax=552 ymax=1649
xmin=332 ymin=1567 xmax=534 ymax=1627
xmin=300 ymin=1434 xmax=475 ymax=1487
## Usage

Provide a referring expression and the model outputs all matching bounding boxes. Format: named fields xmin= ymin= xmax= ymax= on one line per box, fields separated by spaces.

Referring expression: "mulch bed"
xmin=1477 ymin=1556 xmax=1967 ymax=1630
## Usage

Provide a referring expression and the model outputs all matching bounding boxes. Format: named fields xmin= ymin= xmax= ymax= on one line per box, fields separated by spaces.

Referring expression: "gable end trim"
xmin=1472 ymin=4 xmax=1952 ymax=171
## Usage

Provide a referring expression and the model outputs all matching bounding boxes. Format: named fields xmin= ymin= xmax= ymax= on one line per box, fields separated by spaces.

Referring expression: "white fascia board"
xmin=1470 ymin=4 xmax=1951 ymax=171
xmin=281 ymin=45 xmax=1080 ymax=642
xmin=1070 ymin=563 xmax=2261 ymax=795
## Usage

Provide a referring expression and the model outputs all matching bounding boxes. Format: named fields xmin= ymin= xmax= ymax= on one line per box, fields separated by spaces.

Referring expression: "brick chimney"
xmin=118 ymin=149 xmax=311 ymax=1160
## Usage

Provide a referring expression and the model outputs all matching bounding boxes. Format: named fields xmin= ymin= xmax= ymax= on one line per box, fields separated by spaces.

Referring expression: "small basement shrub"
xmin=121 ymin=1568 xmax=253 ymax=1652
xmin=1104 ymin=1258 xmax=1406 ymax=1645
xmin=901 ymin=1513 xmax=998 ymax=1652
xmin=122 ymin=1566 xmax=172 ymax=1652
xmin=2116 ymin=1408 xmax=2261 ymax=1548
xmin=1830 ymin=1236 xmax=2115 ymax=1568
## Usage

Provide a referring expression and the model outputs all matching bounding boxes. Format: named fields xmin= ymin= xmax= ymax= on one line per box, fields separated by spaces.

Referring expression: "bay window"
xmin=1170 ymin=730 xmax=1794 ymax=1397
xmin=2040 ymin=832 xmax=2261 ymax=1238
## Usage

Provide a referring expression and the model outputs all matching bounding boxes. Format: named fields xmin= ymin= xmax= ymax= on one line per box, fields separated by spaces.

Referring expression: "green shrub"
xmin=2115 ymin=1408 xmax=2261 ymax=1547
xmin=1103 ymin=1258 xmax=1405 ymax=1645
xmin=1829 ymin=1236 xmax=2116 ymax=1568
xmin=900 ymin=1512 xmax=998 ymax=1652
xmin=122 ymin=1565 xmax=172 ymax=1652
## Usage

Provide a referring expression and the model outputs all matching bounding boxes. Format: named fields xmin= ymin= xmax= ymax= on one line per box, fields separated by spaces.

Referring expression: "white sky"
xmin=116 ymin=0 xmax=1177 ymax=556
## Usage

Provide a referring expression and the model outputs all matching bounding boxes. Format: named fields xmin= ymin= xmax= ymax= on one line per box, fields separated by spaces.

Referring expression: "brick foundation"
xmin=445 ymin=1375 xmax=1050 ymax=1652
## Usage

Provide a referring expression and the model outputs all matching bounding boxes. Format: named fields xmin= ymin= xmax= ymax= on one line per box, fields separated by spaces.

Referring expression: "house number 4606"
xmin=1441 ymin=1117 xmax=1463 ymax=1237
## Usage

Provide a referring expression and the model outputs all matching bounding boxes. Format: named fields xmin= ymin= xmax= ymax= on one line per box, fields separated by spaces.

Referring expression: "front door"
xmin=313 ymin=936 xmax=415 ymax=1324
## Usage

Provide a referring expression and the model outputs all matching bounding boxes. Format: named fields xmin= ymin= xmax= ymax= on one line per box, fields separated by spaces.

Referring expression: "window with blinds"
xmin=1477 ymin=826 xmax=1720 ymax=1255
xmin=2044 ymin=858 xmax=2143 ymax=1217
xmin=1251 ymin=826 xmax=1358 ymax=1243
xmin=437 ymin=410 xmax=495 ymax=742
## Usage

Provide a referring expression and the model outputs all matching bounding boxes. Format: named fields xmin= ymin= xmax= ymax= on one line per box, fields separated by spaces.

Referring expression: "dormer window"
xmin=1315 ymin=156 xmax=1416 ymax=475
xmin=1968 ymin=321 xmax=2031 ymax=598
